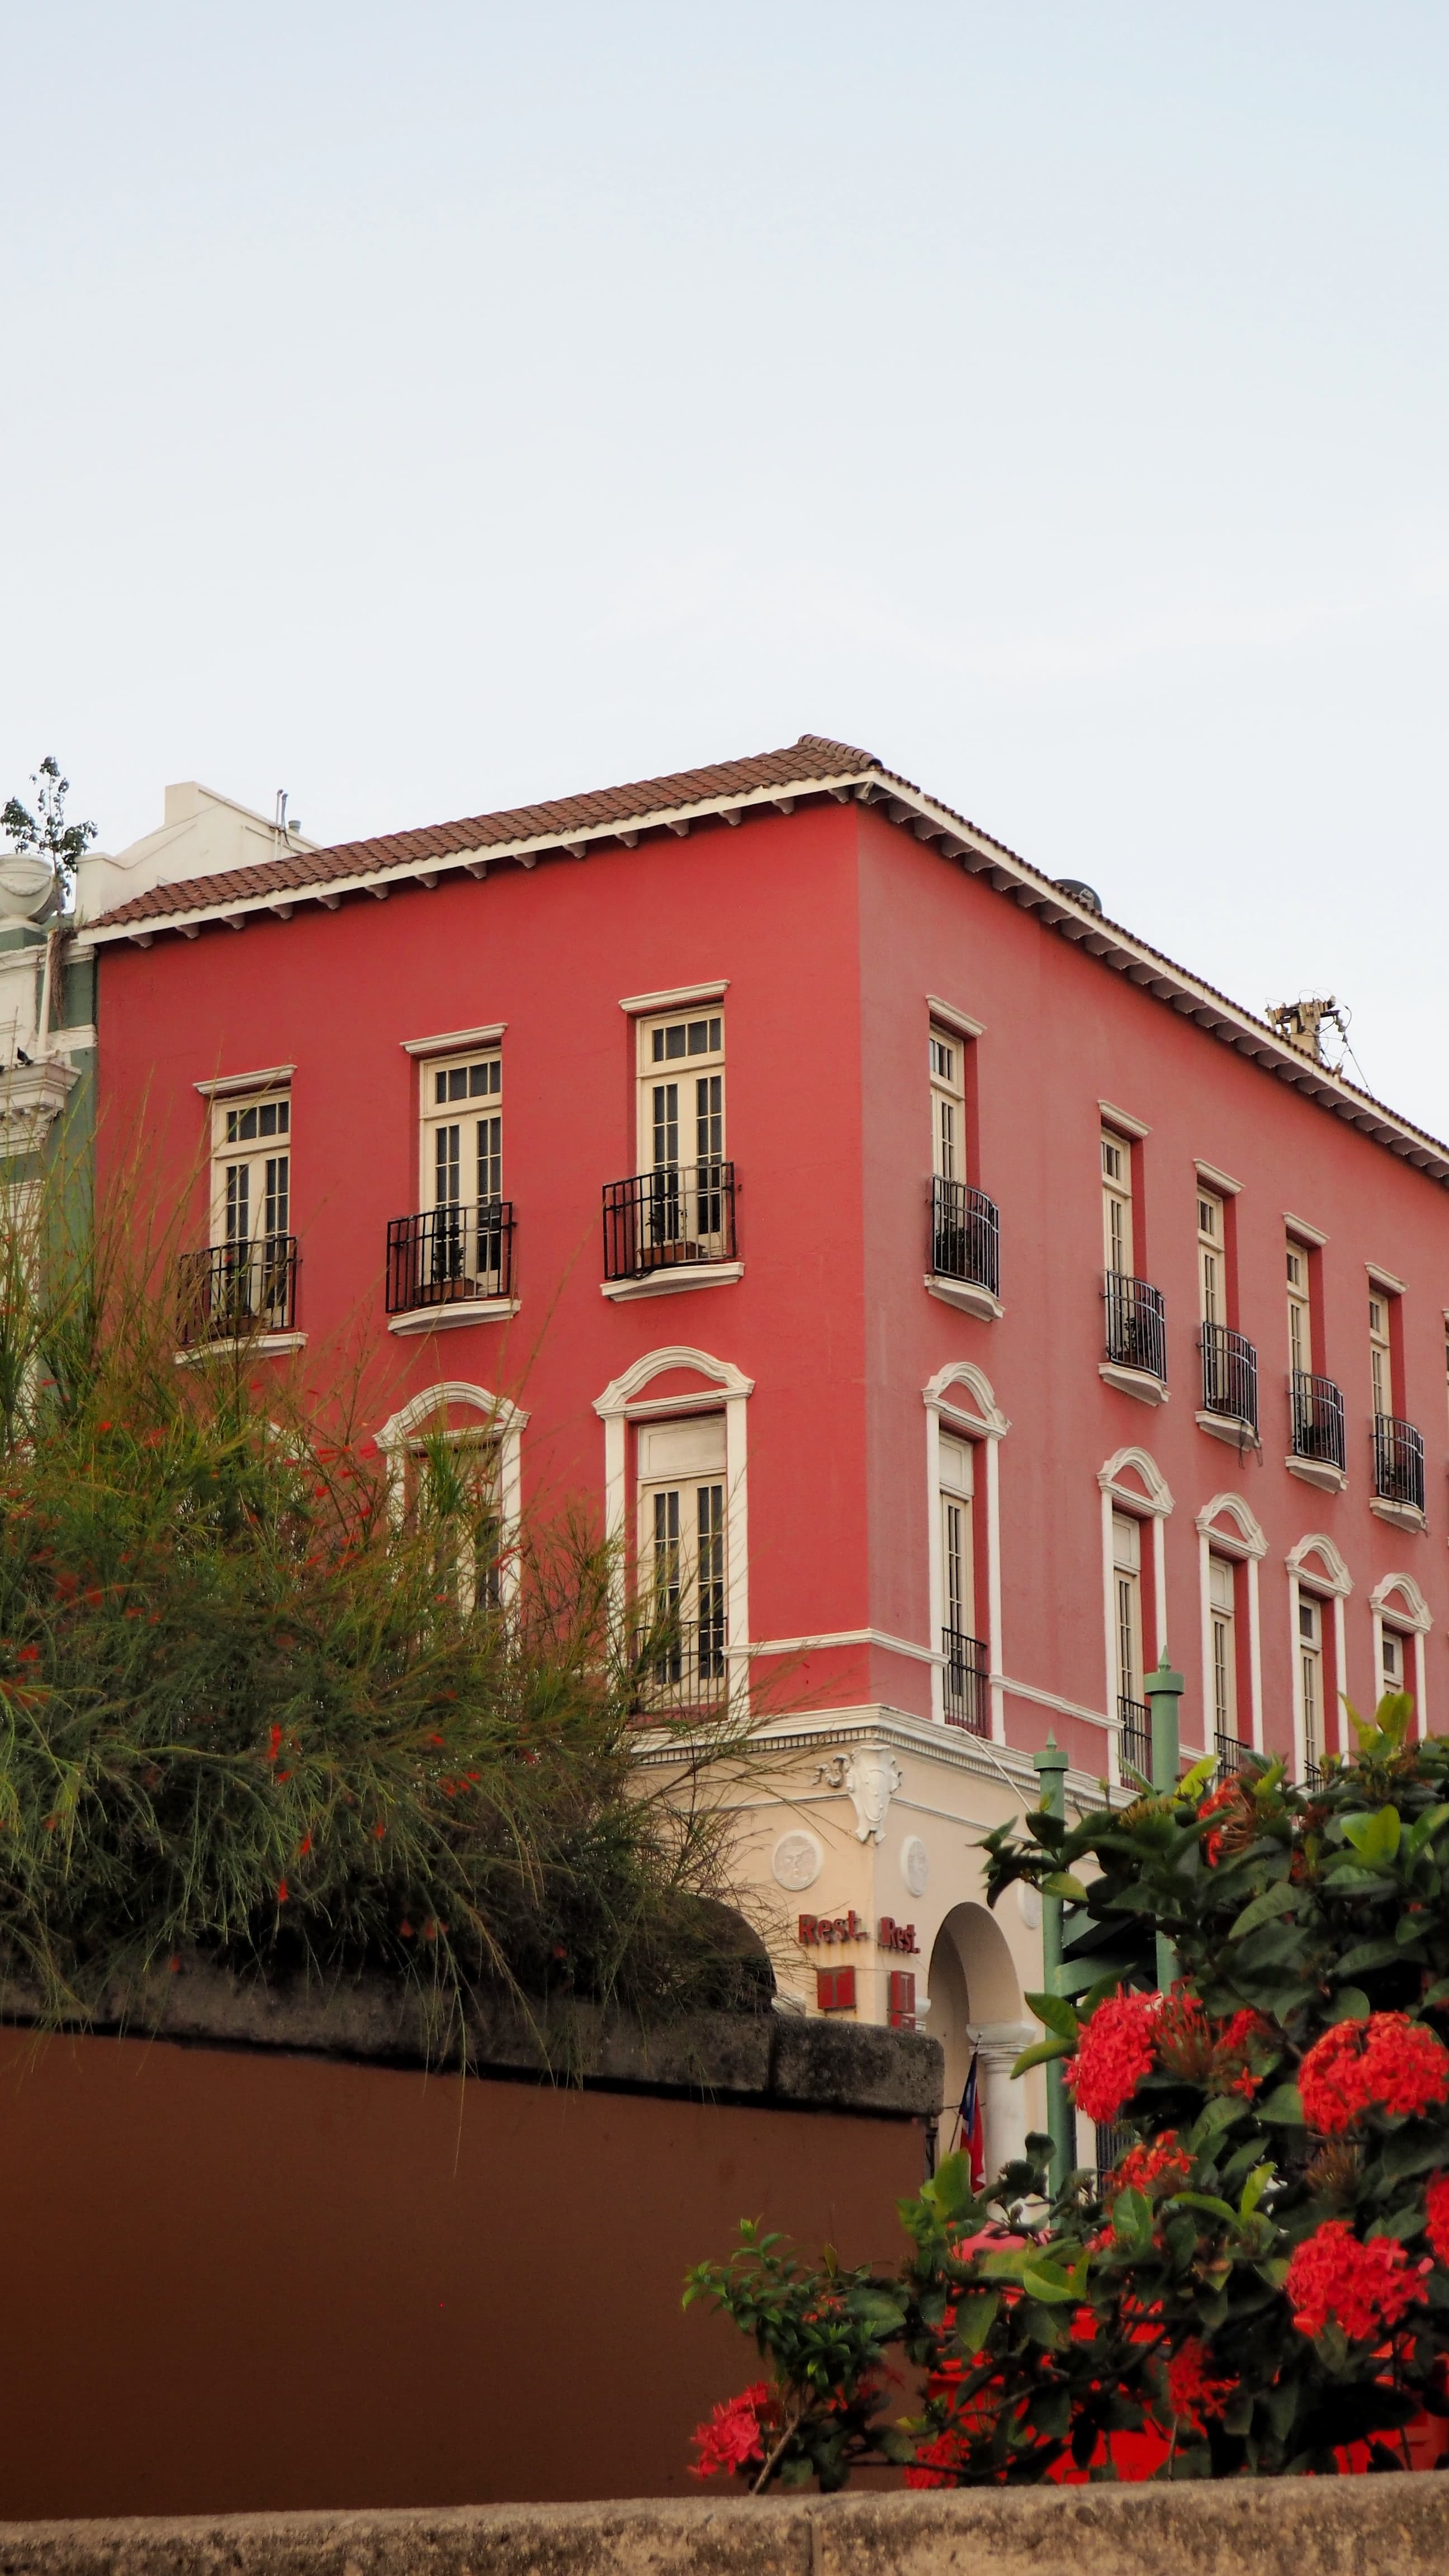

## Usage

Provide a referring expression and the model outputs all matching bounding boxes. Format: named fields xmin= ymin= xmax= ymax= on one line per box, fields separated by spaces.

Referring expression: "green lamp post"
xmin=1144 ymin=1646 xmax=1185 ymax=1990
xmin=1031 ymin=1732 xmax=1074 ymax=2193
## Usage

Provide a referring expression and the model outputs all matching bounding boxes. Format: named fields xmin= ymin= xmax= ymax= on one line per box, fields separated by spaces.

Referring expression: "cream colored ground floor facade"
xmin=671 ymin=1705 xmax=1107 ymax=2177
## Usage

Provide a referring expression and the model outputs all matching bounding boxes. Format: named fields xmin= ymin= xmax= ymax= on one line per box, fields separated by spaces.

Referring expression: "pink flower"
xmin=1286 ymin=2220 xmax=1426 ymax=2342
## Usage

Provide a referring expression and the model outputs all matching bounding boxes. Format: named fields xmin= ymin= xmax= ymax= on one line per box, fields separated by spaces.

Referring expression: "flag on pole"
xmin=956 ymin=2053 xmax=986 ymax=2189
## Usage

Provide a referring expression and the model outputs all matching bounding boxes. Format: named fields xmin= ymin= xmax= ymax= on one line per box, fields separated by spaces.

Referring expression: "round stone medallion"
xmin=900 ymin=1835 xmax=930 ymax=1897
xmin=771 ymin=1829 xmax=823 ymax=1892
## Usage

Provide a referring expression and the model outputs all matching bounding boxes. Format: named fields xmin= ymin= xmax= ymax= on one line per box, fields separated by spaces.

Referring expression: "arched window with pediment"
xmin=1098 ymin=1450 xmax=1172 ymax=1786
xmin=1371 ymin=1573 xmax=1431 ymax=1733
xmin=594 ymin=1345 xmax=754 ymax=1716
xmin=1195 ymin=1494 xmax=1267 ymax=1758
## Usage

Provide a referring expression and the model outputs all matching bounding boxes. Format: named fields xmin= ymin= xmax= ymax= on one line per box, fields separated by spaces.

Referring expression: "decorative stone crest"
xmin=819 ymin=1745 xmax=903 ymax=1844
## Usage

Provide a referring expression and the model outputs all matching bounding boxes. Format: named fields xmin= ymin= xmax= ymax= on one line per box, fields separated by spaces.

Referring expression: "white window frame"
xmin=1286 ymin=1533 xmax=1352 ymax=1777
xmin=209 ymin=1086 xmax=292 ymax=1252
xmin=595 ymin=1346 xmax=752 ymax=1707
xmin=1369 ymin=1289 xmax=1394 ymax=1419
xmin=419 ymin=1046 xmax=503 ymax=1211
xmin=1097 ymin=1447 xmax=1173 ymax=1783
xmin=929 ymin=1026 xmax=966 ymax=1186
xmin=1370 ymin=1571 xmax=1432 ymax=1735
xmin=1101 ymin=1128 xmax=1133 ymax=1277
xmin=1195 ymin=1494 xmax=1267 ymax=1752
xmin=636 ymin=1006 xmax=724 ymax=1172
xmin=1287 ymin=1237 xmax=1312 ymax=1379
xmin=924 ymin=1363 xmax=1010 ymax=1739
xmin=375 ymin=1380 xmax=528 ymax=1606
xmin=1197 ymin=1186 xmax=1224 ymax=1330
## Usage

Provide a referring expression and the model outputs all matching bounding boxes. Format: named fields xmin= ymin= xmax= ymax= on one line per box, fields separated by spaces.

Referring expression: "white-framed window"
xmin=1370 ymin=1290 xmax=1393 ymax=1418
xmin=930 ymin=1029 xmax=965 ymax=1184
xmin=1299 ymin=1592 xmax=1323 ymax=1770
xmin=637 ymin=1008 xmax=723 ymax=1171
xmin=1197 ymin=1188 xmax=1224 ymax=1328
xmin=415 ymin=1049 xmax=506 ymax=1300
xmin=409 ymin=1425 xmax=504 ymax=1615
xmin=212 ymin=1089 xmax=291 ymax=1251
xmin=1112 ymin=1511 xmax=1143 ymax=1706
xmin=1380 ymin=1623 xmax=1407 ymax=1697
xmin=1102 ymin=1130 xmax=1133 ymax=1276
xmin=635 ymin=1414 xmax=728 ymax=1707
xmin=422 ymin=1049 xmax=502 ymax=1209
xmin=1209 ymin=1554 xmax=1237 ymax=1739
xmin=1287 ymin=1239 xmax=1311 ymax=1376
xmin=939 ymin=1434 xmax=976 ymax=1641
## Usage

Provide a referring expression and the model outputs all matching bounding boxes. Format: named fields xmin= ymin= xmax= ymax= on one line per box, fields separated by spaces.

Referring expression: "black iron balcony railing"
xmin=1200 ymin=1322 xmax=1258 ymax=1433
xmin=942 ymin=1626 xmax=989 ymax=1735
xmin=1104 ymin=1272 xmax=1167 ymax=1381
xmin=385 ymin=1201 xmax=516 ymax=1315
xmin=931 ymin=1178 xmax=1000 ymax=1299
xmin=178 ymin=1236 xmax=297 ymax=1344
xmin=1216 ymin=1731 xmax=1252 ymax=1777
xmin=1118 ymin=1694 xmax=1150 ymax=1781
xmin=1374 ymin=1412 xmax=1426 ymax=1513
xmin=627 ymin=1629 xmax=730 ymax=1717
xmin=603 ymin=1161 xmax=736 ymax=1282
xmin=1290 ymin=1370 xmax=1346 ymax=1472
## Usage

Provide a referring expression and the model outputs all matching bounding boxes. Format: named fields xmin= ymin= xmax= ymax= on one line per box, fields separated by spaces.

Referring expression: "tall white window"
xmin=1209 ymin=1555 xmax=1237 ymax=1739
xmin=418 ymin=1049 xmax=505 ymax=1298
xmin=1370 ymin=1292 xmax=1393 ymax=1417
xmin=635 ymin=1009 xmax=726 ymax=1261
xmin=939 ymin=1434 xmax=976 ymax=1640
xmin=1380 ymin=1623 xmax=1406 ymax=1697
xmin=636 ymin=1415 xmax=728 ymax=1706
xmin=206 ymin=1088 xmax=293 ymax=1329
xmin=1299 ymin=1593 xmax=1323 ymax=1771
xmin=1102 ymin=1131 xmax=1133 ymax=1276
xmin=1112 ymin=1512 xmax=1143 ymax=1706
xmin=1197 ymin=1188 xmax=1224 ymax=1328
xmin=1287 ymin=1240 xmax=1311 ymax=1376
xmin=410 ymin=1429 xmax=503 ymax=1616
xmin=930 ymin=1031 xmax=965 ymax=1183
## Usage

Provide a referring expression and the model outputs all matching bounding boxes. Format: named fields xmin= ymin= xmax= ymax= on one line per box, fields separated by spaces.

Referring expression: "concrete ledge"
xmin=0 ymin=1959 xmax=942 ymax=2118
xmin=3 ymin=2482 xmax=1449 ymax=2576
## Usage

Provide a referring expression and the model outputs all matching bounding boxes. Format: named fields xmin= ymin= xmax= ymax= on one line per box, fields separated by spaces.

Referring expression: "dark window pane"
xmin=708 ymin=1017 xmax=721 ymax=1050
xmin=434 ymin=1072 xmax=447 ymax=1104
xmin=652 ymin=1029 xmax=664 ymax=1062
xmin=686 ymin=1019 xmax=708 ymax=1054
xmin=664 ymin=1024 xmax=686 ymax=1059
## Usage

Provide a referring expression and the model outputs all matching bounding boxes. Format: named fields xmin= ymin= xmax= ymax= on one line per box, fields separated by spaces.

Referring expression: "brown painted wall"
xmin=0 ymin=2026 xmax=922 ymax=2517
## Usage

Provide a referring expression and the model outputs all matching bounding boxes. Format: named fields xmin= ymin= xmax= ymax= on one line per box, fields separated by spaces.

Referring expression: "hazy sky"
xmin=4 ymin=5 xmax=1447 ymax=1132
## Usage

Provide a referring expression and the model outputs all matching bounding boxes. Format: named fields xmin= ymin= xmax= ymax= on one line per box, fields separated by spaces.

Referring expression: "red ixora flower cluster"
xmin=1111 ymin=2131 xmax=1192 ymax=2199
xmin=1166 ymin=2338 xmax=1237 ymax=2432
xmin=690 ymin=2384 xmax=771 ymax=2480
xmin=1285 ymin=2220 xmax=1427 ymax=2342
xmin=1067 ymin=1990 xmax=1161 ymax=2124
xmin=1298 ymin=2013 xmax=1449 ymax=2135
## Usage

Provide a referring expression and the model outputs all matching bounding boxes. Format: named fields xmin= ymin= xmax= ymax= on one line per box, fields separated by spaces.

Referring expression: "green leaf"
xmin=1171 ymin=2191 xmax=1238 ymax=2223
xmin=1178 ymin=1754 xmax=1218 ymax=1802
xmin=1024 ymin=1990 xmax=1079 ymax=2041
xmin=1011 ymin=2035 xmax=1074 ymax=2078
xmin=1239 ymin=2163 xmax=1275 ymax=2218
xmin=1336 ymin=1938 xmax=1407 ymax=1977
xmin=1342 ymin=1806 xmax=1402 ymax=1864
xmin=845 ymin=2288 xmax=907 ymax=2336
xmin=1112 ymin=2185 xmax=1153 ymax=2250
xmin=1021 ymin=2250 xmax=1091 ymax=2306
xmin=953 ymin=2291 xmax=1000 ymax=2355
xmin=1041 ymin=1871 xmax=1091 ymax=1902
xmin=1405 ymin=1805 xmax=1449 ymax=1857
xmin=1257 ymin=2083 xmax=1305 ymax=2125
xmin=1228 ymin=1884 xmax=1301 ymax=1939
xmin=1186 ymin=2093 xmax=1249 ymax=2153
xmin=1325 ymin=1985 xmax=1370 ymax=2020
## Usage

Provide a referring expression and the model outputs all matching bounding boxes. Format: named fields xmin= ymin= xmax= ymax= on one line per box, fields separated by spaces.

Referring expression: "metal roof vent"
xmin=1054 ymin=876 xmax=1102 ymax=916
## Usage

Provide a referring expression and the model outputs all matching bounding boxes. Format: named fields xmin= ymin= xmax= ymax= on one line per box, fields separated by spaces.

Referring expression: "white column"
xmin=971 ymin=2021 xmax=1037 ymax=2177
xmin=1101 ymin=1489 xmax=1119 ymax=1785
xmin=925 ymin=1401 xmax=944 ymax=1722
xmin=986 ymin=1432 xmax=1005 ymax=1741
xmin=1247 ymin=1553 xmax=1264 ymax=1750
xmin=1333 ymin=1593 xmax=1349 ymax=1757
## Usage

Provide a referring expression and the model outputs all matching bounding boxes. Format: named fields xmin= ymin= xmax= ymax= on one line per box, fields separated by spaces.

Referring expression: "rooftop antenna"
xmin=274 ymin=789 xmax=293 ymax=859
xmin=1266 ymin=995 xmax=1349 ymax=1071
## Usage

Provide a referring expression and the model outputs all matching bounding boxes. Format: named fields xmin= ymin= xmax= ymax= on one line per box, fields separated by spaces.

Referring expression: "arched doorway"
xmin=927 ymin=1901 xmax=1029 ymax=2179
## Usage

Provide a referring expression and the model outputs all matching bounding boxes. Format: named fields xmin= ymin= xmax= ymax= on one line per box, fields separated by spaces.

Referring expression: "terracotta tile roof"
xmin=92 ymin=733 xmax=882 ymax=930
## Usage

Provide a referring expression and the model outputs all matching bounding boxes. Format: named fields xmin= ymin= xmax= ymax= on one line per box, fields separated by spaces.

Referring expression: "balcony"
xmin=602 ymin=1161 xmax=739 ymax=1301
xmin=1101 ymin=1272 xmax=1167 ymax=1404
xmin=385 ymin=1201 xmax=517 ymax=1332
xmin=1118 ymin=1694 xmax=1150 ymax=1781
xmin=1199 ymin=1322 xmax=1258 ymax=1445
xmin=941 ymin=1627 xmax=989 ymax=1735
xmin=1373 ymin=1412 xmax=1426 ymax=1525
xmin=927 ymin=1179 xmax=1001 ymax=1320
xmin=627 ymin=1630 xmax=731 ymax=1720
xmin=1287 ymin=1370 xmax=1347 ymax=1491
xmin=1216 ymin=1731 xmax=1252 ymax=1777
xmin=177 ymin=1237 xmax=299 ymax=1350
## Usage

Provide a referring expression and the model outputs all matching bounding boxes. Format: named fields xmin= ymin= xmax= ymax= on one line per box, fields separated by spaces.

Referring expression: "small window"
xmin=1299 ymin=1593 xmax=1323 ymax=1769
xmin=1197 ymin=1188 xmax=1224 ymax=1328
xmin=635 ymin=1415 xmax=729 ymax=1710
xmin=1381 ymin=1626 xmax=1404 ymax=1690
xmin=930 ymin=1028 xmax=965 ymax=1183
xmin=1101 ymin=1130 xmax=1133 ymax=1276
xmin=421 ymin=1050 xmax=503 ymax=1211
xmin=1370 ymin=1292 xmax=1393 ymax=1417
xmin=1112 ymin=1511 xmax=1143 ymax=1708
xmin=1287 ymin=1239 xmax=1312 ymax=1377
xmin=1208 ymin=1555 xmax=1236 ymax=1739
xmin=211 ymin=1090 xmax=291 ymax=1251
xmin=638 ymin=1011 xmax=724 ymax=1175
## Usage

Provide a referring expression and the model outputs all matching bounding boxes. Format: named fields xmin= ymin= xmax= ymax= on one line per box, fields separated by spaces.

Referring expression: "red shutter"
xmin=888 ymin=1971 xmax=916 ymax=2030
xmin=816 ymin=1966 xmax=857 ymax=2014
